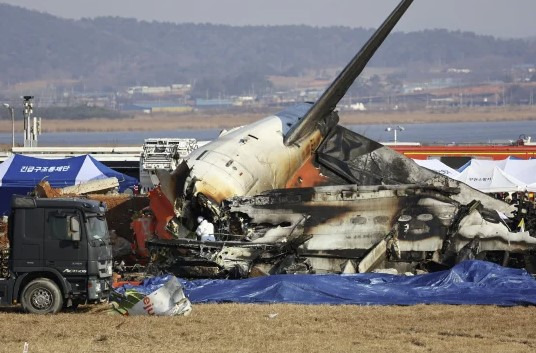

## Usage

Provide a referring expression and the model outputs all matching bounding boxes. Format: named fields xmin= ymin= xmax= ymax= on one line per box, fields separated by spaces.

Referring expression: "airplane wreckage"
xmin=142 ymin=0 xmax=536 ymax=278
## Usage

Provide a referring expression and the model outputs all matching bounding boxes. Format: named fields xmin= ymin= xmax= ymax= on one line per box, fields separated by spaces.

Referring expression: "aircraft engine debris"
xmin=145 ymin=0 xmax=536 ymax=278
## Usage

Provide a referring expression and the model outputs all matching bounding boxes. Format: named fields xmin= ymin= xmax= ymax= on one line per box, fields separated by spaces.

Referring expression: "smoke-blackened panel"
xmin=316 ymin=125 xmax=436 ymax=186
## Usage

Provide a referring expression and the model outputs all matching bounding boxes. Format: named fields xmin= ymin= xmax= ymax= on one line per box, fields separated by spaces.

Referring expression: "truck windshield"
xmin=86 ymin=215 xmax=109 ymax=240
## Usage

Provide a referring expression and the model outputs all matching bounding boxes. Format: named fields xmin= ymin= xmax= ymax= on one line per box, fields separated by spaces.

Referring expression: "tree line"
xmin=0 ymin=3 xmax=535 ymax=98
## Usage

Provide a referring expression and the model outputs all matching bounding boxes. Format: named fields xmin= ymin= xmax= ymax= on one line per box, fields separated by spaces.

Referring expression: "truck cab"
xmin=0 ymin=196 xmax=113 ymax=314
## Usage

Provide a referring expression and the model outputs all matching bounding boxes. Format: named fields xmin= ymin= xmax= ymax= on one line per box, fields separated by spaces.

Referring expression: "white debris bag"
xmin=112 ymin=275 xmax=192 ymax=316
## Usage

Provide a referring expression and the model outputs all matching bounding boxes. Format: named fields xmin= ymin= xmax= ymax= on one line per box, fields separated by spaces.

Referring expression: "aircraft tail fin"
xmin=284 ymin=0 xmax=413 ymax=146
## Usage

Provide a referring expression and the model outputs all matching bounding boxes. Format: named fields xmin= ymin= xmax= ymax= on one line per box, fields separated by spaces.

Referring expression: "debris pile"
xmin=35 ymin=177 xmax=120 ymax=197
xmin=134 ymin=0 xmax=536 ymax=279
xmin=111 ymin=275 xmax=192 ymax=316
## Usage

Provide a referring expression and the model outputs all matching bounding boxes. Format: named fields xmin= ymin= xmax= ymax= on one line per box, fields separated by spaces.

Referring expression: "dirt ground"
xmin=0 ymin=106 xmax=535 ymax=133
xmin=0 ymin=303 xmax=535 ymax=353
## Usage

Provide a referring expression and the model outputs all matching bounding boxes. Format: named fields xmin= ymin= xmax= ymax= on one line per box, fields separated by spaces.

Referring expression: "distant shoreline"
xmin=0 ymin=107 xmax=534 ymax=133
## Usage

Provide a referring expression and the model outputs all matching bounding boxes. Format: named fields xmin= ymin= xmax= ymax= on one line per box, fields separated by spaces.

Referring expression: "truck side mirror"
xmin=69 ymin=216 xmax=81 ymax=242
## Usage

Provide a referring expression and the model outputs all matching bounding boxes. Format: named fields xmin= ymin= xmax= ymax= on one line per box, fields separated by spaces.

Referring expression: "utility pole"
xmin=22 ymin=96 xmax=35 ymax=147
xmin=2 ymin=103 xmax=15 ymax=148
xmin=385 ymin=126 xmax=405 ymax=144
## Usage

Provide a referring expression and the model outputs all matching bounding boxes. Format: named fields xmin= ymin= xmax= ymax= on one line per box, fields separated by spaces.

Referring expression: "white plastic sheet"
xmin=113 ymin=276 xmax=192 ymax=316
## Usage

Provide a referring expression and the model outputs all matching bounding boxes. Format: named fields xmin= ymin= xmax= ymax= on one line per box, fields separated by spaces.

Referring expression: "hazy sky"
xmin=1 ymin=0 xmax=534 ymax=38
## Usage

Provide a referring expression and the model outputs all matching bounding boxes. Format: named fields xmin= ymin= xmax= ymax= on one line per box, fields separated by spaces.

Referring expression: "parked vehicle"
xmin=0 ymin=195 xmax=113 ymax=314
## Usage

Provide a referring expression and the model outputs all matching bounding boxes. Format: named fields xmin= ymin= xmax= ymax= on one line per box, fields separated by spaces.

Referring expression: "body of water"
xmin=1 ymin=120 xmax=535 ymax=146
xmin=1 ymin=128 xmax=221 ymax=147
xmin=350 ymin=120 xmax=536 ymax=144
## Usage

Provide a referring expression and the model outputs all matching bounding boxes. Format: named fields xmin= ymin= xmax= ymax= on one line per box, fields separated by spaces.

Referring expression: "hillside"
xmin=0 ymin=3 xmax=535 ymax=94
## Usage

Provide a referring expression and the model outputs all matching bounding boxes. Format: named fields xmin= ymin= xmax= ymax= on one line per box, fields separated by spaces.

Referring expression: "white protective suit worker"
xmin=195 ymin=216 xmax=215 ymax=242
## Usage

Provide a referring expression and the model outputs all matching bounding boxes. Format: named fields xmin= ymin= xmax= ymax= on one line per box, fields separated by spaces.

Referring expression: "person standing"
xmin=195 ymin=216 xmax=215 ymax=242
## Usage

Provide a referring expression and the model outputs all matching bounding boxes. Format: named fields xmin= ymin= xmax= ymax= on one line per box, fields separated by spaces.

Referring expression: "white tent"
xmin=454 ymin=158 xmax=536 ymax=193
xmin=455 ymin=165 xmax=527 ymax=193
xmin=413 ymin=159 xmax=460 ymax=178
xmin=494 ymin=158 xmax=536 ymax=185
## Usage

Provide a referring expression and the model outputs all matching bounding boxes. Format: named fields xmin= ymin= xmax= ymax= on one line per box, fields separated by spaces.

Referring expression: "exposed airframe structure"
xmin=145 ymin=0 xmax=536 ymax=278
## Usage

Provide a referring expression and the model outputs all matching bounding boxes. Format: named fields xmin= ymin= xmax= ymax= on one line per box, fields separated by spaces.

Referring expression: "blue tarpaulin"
xmin=115 ymin=275 xmax=177 ymax=296
xmin=177 ymin=261 xmax=536 ymax=306
xmin=0 ymin=154 xmax=138 ymax=215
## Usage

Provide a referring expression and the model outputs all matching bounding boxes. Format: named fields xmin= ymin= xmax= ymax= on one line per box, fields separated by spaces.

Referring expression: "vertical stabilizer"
xmin=284 ymin=0 xmax=414 ymax=146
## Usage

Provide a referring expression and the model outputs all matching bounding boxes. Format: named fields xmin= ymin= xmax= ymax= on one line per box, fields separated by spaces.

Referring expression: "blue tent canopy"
xmin=0 ymin=154 xmax=138 ymax=215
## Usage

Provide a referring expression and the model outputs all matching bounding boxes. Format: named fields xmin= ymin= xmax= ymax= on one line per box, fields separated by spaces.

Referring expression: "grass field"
xmin=1 ymin=304 xmax=536 ymax=353
xmin=0 ymin=106 xmax=535 ymax=133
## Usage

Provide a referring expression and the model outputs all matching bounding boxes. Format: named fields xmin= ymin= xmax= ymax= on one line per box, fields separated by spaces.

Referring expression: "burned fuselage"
xmin=221 ymin=184 xmax=536 ymax=274
xmin=147 ymin=0 xmax=536 ymax=278
xmin=148 ymin=123 xmax=536 ymax=278
xmin=147 ymin=181 xmax=536 ymax=278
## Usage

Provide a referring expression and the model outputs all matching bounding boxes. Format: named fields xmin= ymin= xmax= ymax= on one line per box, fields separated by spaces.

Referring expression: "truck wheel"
xmin=21 ymin=278 xmax=63 ymax=314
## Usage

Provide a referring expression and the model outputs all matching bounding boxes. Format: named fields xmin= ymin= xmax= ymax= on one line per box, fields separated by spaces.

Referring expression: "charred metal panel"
xmin=316 ymin=125 xmax=513 ymax=215
xmin=223 ymin=185 xmax=453 ymax=253
xmin=217 ymin=183 xmax=535 ymax=275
